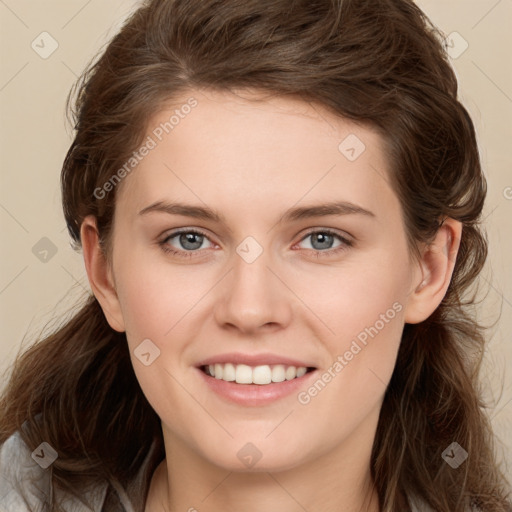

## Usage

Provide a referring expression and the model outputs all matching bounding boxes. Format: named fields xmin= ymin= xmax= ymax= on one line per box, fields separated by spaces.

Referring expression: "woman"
xmin=0 ymin=0 xmax=510 ymax=511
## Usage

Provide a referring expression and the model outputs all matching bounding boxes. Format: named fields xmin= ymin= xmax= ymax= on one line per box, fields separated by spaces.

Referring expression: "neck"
xmin=146 ymin=416 xmax=381 ymax=512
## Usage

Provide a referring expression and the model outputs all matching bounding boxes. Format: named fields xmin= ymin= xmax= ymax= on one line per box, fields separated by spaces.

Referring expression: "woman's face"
xmin=102 ymin=88 xmax=422 ymax=471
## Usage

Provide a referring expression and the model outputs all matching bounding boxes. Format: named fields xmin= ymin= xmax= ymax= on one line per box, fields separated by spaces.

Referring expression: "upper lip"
xmin=195 ymin=352 xmax=316 ymax=368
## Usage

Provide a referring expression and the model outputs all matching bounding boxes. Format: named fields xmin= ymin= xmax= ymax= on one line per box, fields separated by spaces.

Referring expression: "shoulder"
xmin=0 ymin=431 xmax=108 ymax=512
xmin=0 ymin=430 xmax=51 ymax=511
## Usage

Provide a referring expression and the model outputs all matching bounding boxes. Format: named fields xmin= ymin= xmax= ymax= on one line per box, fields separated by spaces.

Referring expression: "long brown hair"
xmin=1 ymin=0 xmax=510 ymax=510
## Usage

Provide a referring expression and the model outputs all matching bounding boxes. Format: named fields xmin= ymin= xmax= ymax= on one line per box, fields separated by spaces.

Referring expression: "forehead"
xmin=115 ymin=88 xmax=398 ymax=224
xmin=149 ymin=87 xmax=379 ymax=150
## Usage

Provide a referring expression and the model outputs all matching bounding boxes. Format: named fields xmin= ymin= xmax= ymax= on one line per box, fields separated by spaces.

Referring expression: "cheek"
xmin=116 ymin=273 xmax=168 ymax=342
xmin=309 ymin=255 xmax=408 ymax=345
xmin=292 ymin=275 xmax=406 ymax=447
xmin=302 ymin=249 xmax=409 ymax=402
xmin=112 ymin=243 xmax=199 ymax=342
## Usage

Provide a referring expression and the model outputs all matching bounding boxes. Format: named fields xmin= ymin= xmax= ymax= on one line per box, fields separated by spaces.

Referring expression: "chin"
xmin=200 ymin=441 xmax=309 ymax=473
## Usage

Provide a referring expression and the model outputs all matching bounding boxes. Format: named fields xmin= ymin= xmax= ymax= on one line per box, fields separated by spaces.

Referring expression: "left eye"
xmin=297 ymin=230 xmax=350 ymax=252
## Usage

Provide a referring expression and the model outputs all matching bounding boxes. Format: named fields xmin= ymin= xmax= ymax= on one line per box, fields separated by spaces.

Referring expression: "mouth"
xmin=199 ymin=363 xmax=316 ymax=385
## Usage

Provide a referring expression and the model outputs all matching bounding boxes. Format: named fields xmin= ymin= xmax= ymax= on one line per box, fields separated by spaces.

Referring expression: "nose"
xmin=213 ymin=244 xmax=293 ymax=335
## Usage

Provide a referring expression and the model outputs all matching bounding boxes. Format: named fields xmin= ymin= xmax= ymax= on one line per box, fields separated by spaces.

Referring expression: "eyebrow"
xmin=138 ymin=200 xmax=375 ymax=224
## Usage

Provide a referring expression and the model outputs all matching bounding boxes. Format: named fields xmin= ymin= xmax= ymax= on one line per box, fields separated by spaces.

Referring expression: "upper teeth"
xmin=206 ymin=363 xmax=308 ymax=385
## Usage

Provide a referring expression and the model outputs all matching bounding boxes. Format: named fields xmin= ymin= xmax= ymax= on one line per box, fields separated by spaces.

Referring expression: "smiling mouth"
xmin=200 ymin=363 xmax=316 ymax=385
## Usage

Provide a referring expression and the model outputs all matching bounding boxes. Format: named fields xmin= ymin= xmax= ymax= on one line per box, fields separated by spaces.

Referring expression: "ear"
xmin=80 ymin=215 xmax=126 ymax=332
xmin=404 ymin=217 xmax=462 ymax=324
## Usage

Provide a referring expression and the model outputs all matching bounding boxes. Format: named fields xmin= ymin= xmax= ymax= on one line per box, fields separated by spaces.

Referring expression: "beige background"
xmin=1 ymin=0 xmax=511 ymax=484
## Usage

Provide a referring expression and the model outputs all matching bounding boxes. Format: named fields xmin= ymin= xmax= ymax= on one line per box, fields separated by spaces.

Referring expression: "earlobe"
xmin=404 ymin=218 xmax=462 ymax=324
xmin=80 ymin=215 xmax=126 ymax=332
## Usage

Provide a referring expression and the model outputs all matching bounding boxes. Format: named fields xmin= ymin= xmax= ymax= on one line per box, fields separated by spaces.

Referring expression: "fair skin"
xmin=81 ymin=88 xmax=461 ymax=512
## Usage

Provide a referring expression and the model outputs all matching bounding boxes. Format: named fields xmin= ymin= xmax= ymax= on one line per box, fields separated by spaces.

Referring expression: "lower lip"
xmin=196 ymin=367 xmax=317 ymax=406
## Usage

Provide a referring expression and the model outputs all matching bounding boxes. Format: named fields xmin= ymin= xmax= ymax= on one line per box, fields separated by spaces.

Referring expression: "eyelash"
xmin=158 ymin=228 xmax=353 ymax=259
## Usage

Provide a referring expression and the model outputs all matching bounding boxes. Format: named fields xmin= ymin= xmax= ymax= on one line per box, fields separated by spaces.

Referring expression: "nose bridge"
xmin=214 ymin=234 xmax=291 ymax=332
